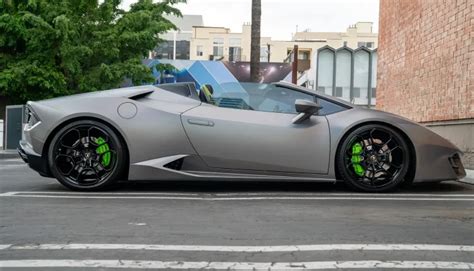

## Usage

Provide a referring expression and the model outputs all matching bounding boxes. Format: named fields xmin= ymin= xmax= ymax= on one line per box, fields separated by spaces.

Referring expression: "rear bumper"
xmin=18 ymin=140 xmax=52 ymax=177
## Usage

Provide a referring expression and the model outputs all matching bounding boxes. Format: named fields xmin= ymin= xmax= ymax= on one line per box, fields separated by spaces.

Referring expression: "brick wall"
xmin=377 ymin=0 xmax=473 ymax=122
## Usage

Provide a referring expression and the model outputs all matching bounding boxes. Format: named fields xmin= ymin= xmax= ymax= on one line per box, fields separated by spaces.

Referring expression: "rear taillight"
xmin=24 ymin=105 xmax=40 ymax=129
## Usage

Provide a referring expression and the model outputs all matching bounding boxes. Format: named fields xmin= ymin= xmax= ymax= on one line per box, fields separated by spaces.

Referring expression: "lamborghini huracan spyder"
xmin=18 ymin=82 xmax=466 ymax=192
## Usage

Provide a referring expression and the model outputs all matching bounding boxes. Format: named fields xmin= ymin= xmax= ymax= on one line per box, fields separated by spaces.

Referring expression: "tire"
xmin=48 ymin=120 xmax=126 ymax=191
xmin=336 ymin=124 xmax=410 ymax=192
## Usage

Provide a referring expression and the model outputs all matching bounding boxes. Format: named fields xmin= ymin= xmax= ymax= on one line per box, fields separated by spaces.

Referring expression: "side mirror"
xmin=292 ymin=99 xmax=322 ymax=124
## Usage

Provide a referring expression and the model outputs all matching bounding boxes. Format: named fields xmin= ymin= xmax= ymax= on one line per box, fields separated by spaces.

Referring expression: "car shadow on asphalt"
xmin=108 ymin=180 xmax=472 ymax=194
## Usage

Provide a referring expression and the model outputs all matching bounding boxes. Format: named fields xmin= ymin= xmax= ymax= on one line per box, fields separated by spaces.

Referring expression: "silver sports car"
xmin=18 ymin=82 xmax=466 ymax=192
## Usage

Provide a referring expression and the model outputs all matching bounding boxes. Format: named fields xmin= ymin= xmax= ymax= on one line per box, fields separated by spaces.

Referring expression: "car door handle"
xmin=187 ymin=119 xmax=214 ymax=127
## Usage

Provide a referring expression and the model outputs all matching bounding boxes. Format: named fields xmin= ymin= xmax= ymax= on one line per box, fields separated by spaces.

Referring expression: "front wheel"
xmin=48 ymin=120 xmax=126 ymax=191
xmin=337 ymin=124 xmax=410 ymax=192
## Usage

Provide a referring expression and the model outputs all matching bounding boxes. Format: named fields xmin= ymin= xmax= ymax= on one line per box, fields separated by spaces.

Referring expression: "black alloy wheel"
xmin=48 ymin=120 xmax=126 ymax=191
xmin=337 ymin=124 xmax=410 ymax=192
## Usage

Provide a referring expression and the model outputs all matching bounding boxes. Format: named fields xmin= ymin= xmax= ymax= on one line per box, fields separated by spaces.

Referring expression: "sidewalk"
xmin=459 ymin=169 xmax=474 ymax=185
xmin=0 ymin=150 xmax=19 ymax=160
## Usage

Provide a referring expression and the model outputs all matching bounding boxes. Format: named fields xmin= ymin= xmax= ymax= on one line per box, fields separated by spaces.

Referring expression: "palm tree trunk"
xmin=250 ymin=0 xmax=261 ymax=82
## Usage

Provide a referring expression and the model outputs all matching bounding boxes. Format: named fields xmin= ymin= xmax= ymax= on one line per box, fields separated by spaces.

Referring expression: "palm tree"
xmin=250 ymin=0 xmax=261 ymax=82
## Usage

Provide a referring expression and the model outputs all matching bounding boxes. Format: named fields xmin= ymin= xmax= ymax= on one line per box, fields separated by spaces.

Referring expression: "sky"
xmin=121 ymin=0 xmax=380 ymax=40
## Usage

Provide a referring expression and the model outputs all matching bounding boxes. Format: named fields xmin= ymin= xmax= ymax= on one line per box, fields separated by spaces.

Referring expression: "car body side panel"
xmin=25 ymin=87 xmax=201 ymax=180
xmin=326 ymin=108 xmax=461 ymax=182
xmin=182 ymin=104 xmax=331 ymax=174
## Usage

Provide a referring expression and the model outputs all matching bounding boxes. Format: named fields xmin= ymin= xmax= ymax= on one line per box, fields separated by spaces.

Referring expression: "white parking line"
xmin=0 ymin=191 xmax=202 ymax=196
xmin=5 ymin=191 xmax=474 ymax=197
xmin=1 ymin=193 xmax=474 ymax=201
xmin=1 ymin=191 xmax=473 ymax=201
xmin=0 ymin=164 xmax=27 ymax=168
xmin=0 ymin=260 xmax=473 ymax=269
xmin=2 ymin=243 xmax=474 ymax=252
xmin=0 ymin=158 xmax=23 ymax=163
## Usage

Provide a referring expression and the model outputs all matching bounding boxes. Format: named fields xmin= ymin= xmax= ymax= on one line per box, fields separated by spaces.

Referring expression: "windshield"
xmin=207 ymin=82 xmax=315 ymax=114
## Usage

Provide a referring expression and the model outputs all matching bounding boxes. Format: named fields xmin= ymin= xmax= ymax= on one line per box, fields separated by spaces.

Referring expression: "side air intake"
xmin=163 ymin=158 xmax=184 ymax=170
xmin=128 ymin=91 xmax=154 ymax=100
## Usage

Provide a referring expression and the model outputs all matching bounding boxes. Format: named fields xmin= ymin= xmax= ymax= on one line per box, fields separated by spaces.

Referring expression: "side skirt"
xmin=128 ymin=155 xmax=336 ymax=182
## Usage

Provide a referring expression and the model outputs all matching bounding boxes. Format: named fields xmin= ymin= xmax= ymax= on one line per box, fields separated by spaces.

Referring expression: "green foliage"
xmin=155 ymin=63 xmax=176 ymax=73
xmin=0 ymin=0 xmax=185 ymax=103
xmin=154 ymin=62 xmax=175 ymax=83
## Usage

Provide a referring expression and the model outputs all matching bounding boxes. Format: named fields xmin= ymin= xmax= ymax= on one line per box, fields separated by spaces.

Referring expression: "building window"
xmin=298 ymin=50 xmax=310 ymax=60
xmin=335 ymin=49 xmax=351 ymax=101
xmin=213 ymin=47 xmax=224 ymax=57
xmin=213 ymin=38 xmax=224 ymax=57
xmin=229 ymin=47 xmax=242 ymax=61
xmin=371 ymin=51 xmax=377 ymax=105
xmin=357 ymin=41 xmax=374 ymax=48
xmin=343 ymin=41 xmax=348 ymax=47
xmin=154 ymin=40 xmax=190 ymax=60
xmin=353 ymin=49 xmax=370 ymax=104
xmin=260 ymin=46 xmax=269 ymax=62
xmin=213 ymin=38 xmax=224 ymax=45
xmin=316 ymin=48 xmax=334 ymax=96
xmin=196 ymin=45 xmax=203 ymax=56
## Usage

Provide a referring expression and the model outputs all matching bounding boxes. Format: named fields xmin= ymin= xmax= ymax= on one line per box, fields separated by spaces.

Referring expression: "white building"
xmin=153 ymin=15 xmax=204 ymax=60
xmin=190 ymin=22 xmax=377 ymax=63
xmin=190 ymin=23 xmax=272 ymax=61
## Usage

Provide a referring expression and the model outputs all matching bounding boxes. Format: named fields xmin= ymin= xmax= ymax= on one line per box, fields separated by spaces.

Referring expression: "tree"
xmin=155 ymin=63 xmax=176 ymax=84
xmin=250 ymin=0 xmax=261 ymax=83
xmin=0 ymin=0 xmax=185 ymax=104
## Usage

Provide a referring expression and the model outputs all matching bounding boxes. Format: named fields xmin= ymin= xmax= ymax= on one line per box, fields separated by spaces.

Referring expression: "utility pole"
xmin=267 ymin=43 xmax=271 ymax=63
xmin=291 ymin=45 xmax=298 ymax=84
xmin=173 ymin=31 xmax=177 ymax=60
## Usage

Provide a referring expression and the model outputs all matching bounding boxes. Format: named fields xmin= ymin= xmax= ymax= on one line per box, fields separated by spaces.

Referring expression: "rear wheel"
xmin=337 ymin=124 xmax=410 ymax=192
xmin=48 ymin=120 xmax=126 ymax=191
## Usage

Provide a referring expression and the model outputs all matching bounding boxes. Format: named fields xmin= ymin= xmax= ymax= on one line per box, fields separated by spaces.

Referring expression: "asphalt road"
xmin=1 ymin=158 xmax=473 ymax=270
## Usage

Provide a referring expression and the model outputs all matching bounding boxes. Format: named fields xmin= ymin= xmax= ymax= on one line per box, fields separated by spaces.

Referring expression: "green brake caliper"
xmin=95 ymin=137 xmax=111 ymax=167
xmin=351 ymin=142 xmax=365 ymax=176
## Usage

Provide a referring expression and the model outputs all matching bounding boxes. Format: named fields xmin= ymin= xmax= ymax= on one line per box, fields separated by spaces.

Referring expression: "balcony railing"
xmin=209 ymin=55 xmax=247 ymax=62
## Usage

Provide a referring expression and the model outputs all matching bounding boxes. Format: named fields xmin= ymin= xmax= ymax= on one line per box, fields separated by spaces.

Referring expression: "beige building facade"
xmin=190 ymin=22 xmax=378 ymax=64
xmin=191 ymin=23 xmax=271 ymax=62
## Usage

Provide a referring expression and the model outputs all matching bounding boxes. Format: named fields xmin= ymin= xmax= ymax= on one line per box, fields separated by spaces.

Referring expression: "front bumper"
xmin=449 ymin=153 xmax=466 ymax=179
xmin=18 ymin=140 xmax=52 ymax=178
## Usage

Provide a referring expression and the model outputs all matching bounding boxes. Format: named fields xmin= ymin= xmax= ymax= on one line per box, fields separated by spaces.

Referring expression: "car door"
xmin=181 ymin=83 xmax=330 ymax=174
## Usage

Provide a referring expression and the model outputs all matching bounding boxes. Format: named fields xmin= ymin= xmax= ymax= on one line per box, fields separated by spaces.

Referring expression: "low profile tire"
xmin=337 ymin=124 xmax=410 ymax=192
xmin=48 ymin=120 xmax=126 ymax=191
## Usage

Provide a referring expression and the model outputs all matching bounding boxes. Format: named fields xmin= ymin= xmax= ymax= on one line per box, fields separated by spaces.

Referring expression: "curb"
xmin=459 ymin=169 xmax=474 ymax=185
xmin=0 ymin=150 xmax=19 ymax=160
